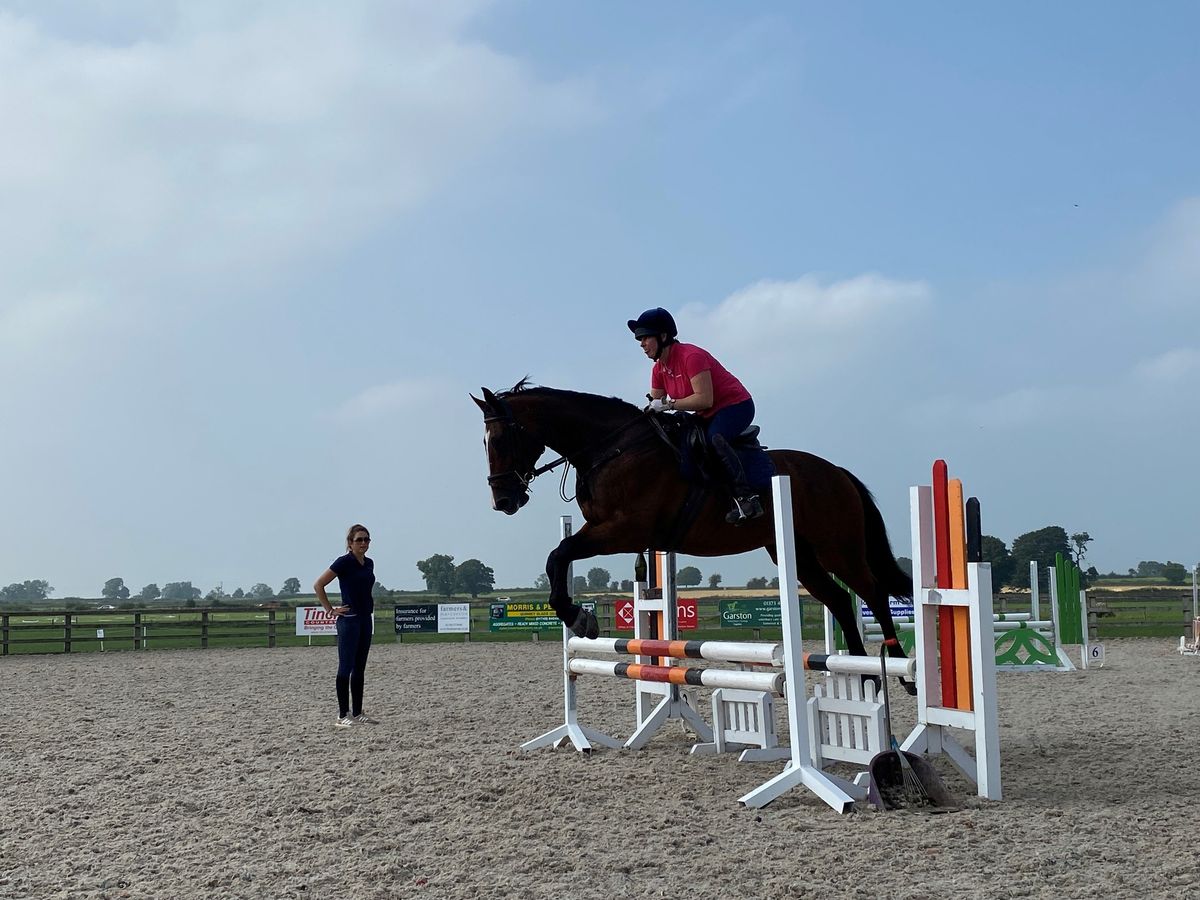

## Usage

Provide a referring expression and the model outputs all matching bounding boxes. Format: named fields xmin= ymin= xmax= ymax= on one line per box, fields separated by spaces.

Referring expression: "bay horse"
xmin=472 ymin=380 xmax=913 ymax=681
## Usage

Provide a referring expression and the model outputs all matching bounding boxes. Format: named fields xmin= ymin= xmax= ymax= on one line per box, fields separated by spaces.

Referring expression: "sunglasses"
xmin=352 ymin=537 xmax=371 ymax=543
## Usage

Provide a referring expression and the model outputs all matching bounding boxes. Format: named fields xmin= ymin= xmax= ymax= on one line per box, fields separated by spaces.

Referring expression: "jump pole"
xmin=520 ymin=515 xmax=622 ymax=753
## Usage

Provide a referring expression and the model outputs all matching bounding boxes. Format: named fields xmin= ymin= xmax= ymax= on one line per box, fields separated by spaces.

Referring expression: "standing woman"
xmin=314 ymin=524 xmax=379 ymax=728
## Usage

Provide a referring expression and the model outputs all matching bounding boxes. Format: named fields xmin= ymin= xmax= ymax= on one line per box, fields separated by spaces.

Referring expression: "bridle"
xmin=483 ymin=395 xmax=568 ymax=498
xmin=482 ymin=392 xmax=650 ymax=502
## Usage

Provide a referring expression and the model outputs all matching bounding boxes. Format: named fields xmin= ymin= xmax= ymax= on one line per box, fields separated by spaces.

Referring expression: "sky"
xmin=1 ymin=1 xmax=1198 ymax=599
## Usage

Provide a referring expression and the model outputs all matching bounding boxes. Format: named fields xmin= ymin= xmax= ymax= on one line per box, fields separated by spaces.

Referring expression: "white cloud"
xmin=0 ymin=290 xmax=104 ymax=355
xmin=0 ymin=1 xmax=593 ymax=322
xmin=1137 ymin=197 xmax=1200 ymax=308
xmin=1133 ymin=347 xmax=1200 ymax=384
xmin=680 ymin=273 xmax=932 ymax=385
xmin=331 ymin=376 xmax=452 ymax=422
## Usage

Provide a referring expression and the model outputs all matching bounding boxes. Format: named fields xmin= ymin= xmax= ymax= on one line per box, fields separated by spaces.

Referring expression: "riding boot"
xmin=711 ymin=433 xmax=764 ymax=524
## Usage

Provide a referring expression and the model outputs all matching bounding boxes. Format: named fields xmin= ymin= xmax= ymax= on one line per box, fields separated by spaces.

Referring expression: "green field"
xmin=1 ymin=587 xmax=1192 ymax=655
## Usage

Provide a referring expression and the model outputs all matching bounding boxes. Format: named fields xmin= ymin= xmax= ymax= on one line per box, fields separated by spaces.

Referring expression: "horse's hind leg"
xmin=836 ymin=571 xmax=918 ymax=696
xmin=789 ymin=543 xmax=870 ymax=658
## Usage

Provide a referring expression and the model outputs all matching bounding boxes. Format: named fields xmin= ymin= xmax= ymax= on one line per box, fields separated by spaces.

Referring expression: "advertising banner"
xmin=394 ymin=603 xmax=471 ymax=634
xmin=489 ymin=600 xmax=595 ymax=631
xmin=612 ymin=597 xmax=697 ymax=631
xmin=296 ymin=607 xmax=375 ymax=636
xmin=718 ymin=598 xmax=780 ymax=628
xmin=296 ymin=606 xmax=338 ymax=636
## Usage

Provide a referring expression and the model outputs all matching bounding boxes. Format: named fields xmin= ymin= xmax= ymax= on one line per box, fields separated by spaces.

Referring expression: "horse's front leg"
xmin=545 ymin=523 xmax=612 ymax=639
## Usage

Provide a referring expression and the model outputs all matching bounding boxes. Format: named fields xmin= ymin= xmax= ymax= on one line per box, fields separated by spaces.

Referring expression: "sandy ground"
xmin=1 ymin=638 xmax=1198 ymax=900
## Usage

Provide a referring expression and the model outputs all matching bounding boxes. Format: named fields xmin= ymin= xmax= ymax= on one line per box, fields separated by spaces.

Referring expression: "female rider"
xmin=628 ymin=307 xmax=764 ymax=523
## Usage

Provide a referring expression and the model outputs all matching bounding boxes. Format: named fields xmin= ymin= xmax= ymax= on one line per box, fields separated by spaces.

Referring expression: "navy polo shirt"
xmin=330 ymin=553 xmax=375 ymax=616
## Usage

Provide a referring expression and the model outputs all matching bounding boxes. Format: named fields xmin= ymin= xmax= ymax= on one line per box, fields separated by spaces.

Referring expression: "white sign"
xmin=296 ymin=606 xmax=338 ymax=636
xmin=296 ymin=607 xmax=377 ymax=636
xmin=95 ymin=629 xmax=105 ymax=639
xmin=1089 ymin=643 xmax=1105 ymax=667
xmin=437 ymin=603 xmax=471 ymax=633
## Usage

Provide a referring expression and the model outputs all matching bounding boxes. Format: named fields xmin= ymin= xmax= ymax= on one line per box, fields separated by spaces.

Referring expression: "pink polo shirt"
xmin=651 ymin=342 xmax=751 ymax=419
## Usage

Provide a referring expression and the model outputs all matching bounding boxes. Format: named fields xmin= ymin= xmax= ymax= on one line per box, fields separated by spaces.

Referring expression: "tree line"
xmin=4 ymin=528 xmax=1194 ymax=606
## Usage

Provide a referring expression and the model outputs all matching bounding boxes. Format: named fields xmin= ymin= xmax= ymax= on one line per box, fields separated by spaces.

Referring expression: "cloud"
xmin=1133 ymin=347 xmax=1200 ymax=384
xmin=0 ymin=290 xmax=104 ymax=356
xmin=0 ymin=1 xmax=593 ymax=322
xmin=1136 ymin=197 xmax=1200 ymax=309
xmin=330 ymin=376 xmax=453 ymax=422
xmin=680 ymin=273 xmax=932 ymax=385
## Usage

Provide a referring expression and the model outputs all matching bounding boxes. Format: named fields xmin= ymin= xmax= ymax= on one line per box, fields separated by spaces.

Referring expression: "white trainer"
xmin=335 ymin=716 xmax=355 ymax=728
xmin=351 ymin=714 xmax=379 ymax=725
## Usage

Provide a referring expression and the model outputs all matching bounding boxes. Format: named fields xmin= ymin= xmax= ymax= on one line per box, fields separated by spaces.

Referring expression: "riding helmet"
xmin=627 ymin=307 xmax=678 ymax=340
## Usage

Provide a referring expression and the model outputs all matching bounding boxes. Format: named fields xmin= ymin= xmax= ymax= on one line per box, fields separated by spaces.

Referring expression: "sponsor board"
xmin=489 ymin=600 xmax=595 ymax=631
xmin=296 ymin=607 xmax=376 ymax=636
xmin=612 ymin=597 xmax=697 ymax=630
xmin=394 ymin=603 xmax=471 ymax=634
xmin=719 ymin=598 xmax=780 ymax=628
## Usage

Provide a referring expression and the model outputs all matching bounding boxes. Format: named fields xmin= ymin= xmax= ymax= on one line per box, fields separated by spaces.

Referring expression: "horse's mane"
xmin=499 ymin=378 xmax=641 ymax=418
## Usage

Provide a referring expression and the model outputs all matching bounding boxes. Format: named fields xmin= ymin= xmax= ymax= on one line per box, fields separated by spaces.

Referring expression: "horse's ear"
xmin=481 ymin=387 xmax=499 ymax=406
xmin=470 ymin=393 xmax=490 ymax=413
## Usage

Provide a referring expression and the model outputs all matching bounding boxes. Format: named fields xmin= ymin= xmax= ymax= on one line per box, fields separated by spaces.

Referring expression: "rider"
xmin=628 ymin=307 xmax=764 ymax=523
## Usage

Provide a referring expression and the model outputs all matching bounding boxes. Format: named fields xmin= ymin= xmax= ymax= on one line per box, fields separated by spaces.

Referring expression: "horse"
xmin=472 ymin=380 xmax=914 ymax=683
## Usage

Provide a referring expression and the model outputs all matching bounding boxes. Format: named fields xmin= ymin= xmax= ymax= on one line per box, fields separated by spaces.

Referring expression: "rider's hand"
xmin=645 ymin=397 xmax=667 ymax=413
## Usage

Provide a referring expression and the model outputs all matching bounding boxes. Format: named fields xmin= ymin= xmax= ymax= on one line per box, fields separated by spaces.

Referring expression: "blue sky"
xmin=1 ymin=1 xmax=1197 ymax=598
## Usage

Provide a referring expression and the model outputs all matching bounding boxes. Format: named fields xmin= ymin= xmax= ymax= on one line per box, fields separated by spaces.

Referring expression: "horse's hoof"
xmin=900 ymin=677 xmax=918 ymax=697
xmin=571 ymin=608 xmax=599 ymax=640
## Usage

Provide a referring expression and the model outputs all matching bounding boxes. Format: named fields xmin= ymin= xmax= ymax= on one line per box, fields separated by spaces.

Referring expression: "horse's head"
xmin=472 ymin=386 xmax=546 ymax=515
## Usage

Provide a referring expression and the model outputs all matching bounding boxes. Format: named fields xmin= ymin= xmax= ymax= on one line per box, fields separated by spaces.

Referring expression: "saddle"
xmin=651 ymin=413 xmax=773 ymax=488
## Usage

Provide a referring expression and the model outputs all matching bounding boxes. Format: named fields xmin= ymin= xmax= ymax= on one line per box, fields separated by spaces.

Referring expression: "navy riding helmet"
xmin=627 ymin=307 xmax=678 ymax=341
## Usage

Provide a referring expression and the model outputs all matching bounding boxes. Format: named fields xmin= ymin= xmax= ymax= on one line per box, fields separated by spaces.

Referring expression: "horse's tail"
xmin=842 ymin=468 xmax=913 ymax=601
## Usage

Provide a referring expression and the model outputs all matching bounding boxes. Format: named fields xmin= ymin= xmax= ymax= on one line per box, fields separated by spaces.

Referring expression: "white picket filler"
xmin=737 ymin=476 xmax=867 ymax=813
xmin=521 ymin=516 xmax=623 ymax=753
xmin=900 ymin=484 xmax=1002 ymax=801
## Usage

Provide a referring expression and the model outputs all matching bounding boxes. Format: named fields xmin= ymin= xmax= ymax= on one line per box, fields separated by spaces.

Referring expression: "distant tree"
xmin=185 ymin=597 xmax=197 ymax=608
xmin=572 ymin=575 xmax=588 ymax=595
xmin=708 ymin=573 xmax=722 ymax=589
xmin=609 ymin=581 xmax=618 ymax=591
xmin=586 ymin=567 xmax=611 ymax=590
xmin=678 ymin=566 xmax=702 ymax=587
xmin=0 ymin=580 xmax=53 ymax=602
xmin=373 ymin=582 xmax=391 ymax=599
xmin=138 ymin=583 xmax=161 ymax=602
xmin=896 ymin=557 xmax=914 ymax=578
xmin=416 ymin=554 xmax=456 ymax=597
xmin=1136 ymin=561 xmax=1165 ymax=578
xmin=1162 ymin=562 xmax=1188 ymax=585
xmin=769 ymin=576 xmax=779 ymax=589
xmin=279 ymin=577 xmax=301 ymax=597
xmin=454 ymin=559 xmax=496 ymax=598
xmin=1069 ymin=532 xmax=1093 ymax=568
xmin=102 ymin=578 xmax=130 ymax=601
xmin=205 ymin=586 xmax=229 ymax=604
xmin=231 ymin=588 xmax=245 ymax=599
xmin=1010 ymin=527 xmax=1071 ymax=591
xmin=746 ymin=576 xmax=769 ymax=590
xmin=162 ymin=581 xmax=202 ymax=601
xmin=980 ymin=536 xmax=1015 ymax=589
xmin=534 ymin=573 xmax=550 ymax=591
xmin=248 ymin=583 xmax=274 ymax=600
xmin=619 ymin=579 xmax=633 ymax=592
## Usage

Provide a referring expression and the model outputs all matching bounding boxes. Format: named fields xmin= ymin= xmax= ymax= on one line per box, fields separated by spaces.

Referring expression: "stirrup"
xmin=725 ymin=494 xmax=764 ymax=524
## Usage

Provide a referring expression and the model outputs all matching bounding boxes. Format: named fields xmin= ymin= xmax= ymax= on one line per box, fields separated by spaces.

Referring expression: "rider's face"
xmin=639 ymin=335 xmax=659 ymax=359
